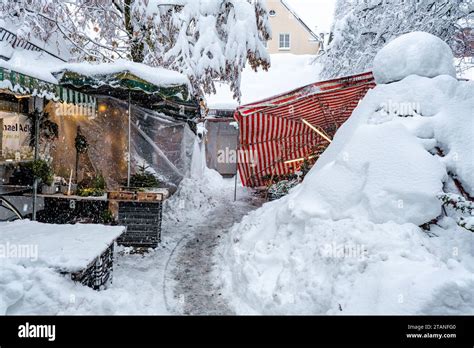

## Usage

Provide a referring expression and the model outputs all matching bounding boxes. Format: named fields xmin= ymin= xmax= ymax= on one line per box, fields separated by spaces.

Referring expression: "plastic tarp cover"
xmin=129 ymin=101 xmax=195 ymax=191
xmin=48 ymin=96 xmax=194 ymax=191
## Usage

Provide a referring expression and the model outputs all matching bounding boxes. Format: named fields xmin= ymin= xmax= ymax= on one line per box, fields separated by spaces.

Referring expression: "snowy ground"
xmin=213 ymin=32 xmax=474 ymax=315
xmin=168 ymin=190 xmax=262 ymax=315
xmin=0 ymin=170 xmax=260 ymax=315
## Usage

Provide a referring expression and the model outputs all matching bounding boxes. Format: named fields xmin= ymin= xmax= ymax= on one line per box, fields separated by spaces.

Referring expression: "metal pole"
xmin=127 ymin=91 xmax=131 ymax=188
xmin=234 ymin=131 xmax=239 ymax=202
xmin=234 ymin=169 xmax=237 ymax=202
xmin=32 ymin=98 xmax=39 ymax=221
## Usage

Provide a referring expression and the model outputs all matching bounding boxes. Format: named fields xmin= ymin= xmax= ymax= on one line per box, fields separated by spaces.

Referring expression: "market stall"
xmin=0 ymin=30 xmax=199 ymax=248
xmin=51 ymin=61 xmax=198 ymax=191
xmin=234 ymin=72 xmax=376 ymax=188
xmin=0 ymin=48 xmax=97 ymax=220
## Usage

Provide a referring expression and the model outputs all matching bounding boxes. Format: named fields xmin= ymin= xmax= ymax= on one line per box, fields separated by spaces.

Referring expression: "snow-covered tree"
xmin=0 ymin=0 xmax=271 ymax=100
xmin=319 ymin=0 xmax=473 ymax=79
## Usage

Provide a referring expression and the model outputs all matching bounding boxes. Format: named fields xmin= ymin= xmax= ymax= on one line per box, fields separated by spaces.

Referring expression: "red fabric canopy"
xmin=235 ymin=71 xmax=376 ymax=187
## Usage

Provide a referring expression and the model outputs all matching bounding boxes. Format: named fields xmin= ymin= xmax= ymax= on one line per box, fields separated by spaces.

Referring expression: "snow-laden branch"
xmin=0 ymin=0 xmax=271 ymax=99
xmin=318 ymin=0 xmax=472 ymax=79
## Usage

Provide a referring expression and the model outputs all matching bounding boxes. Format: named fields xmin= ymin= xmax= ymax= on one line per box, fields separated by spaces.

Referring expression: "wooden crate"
xmin=108 ymin=191 xmax=135 ymax=201
xmin=136 ymin=191 xmax=163 ymax=202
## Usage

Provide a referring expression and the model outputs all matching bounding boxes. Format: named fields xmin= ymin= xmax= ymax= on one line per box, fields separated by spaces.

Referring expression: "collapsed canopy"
xmin=235 ymin=72 xmax=376 ymax=187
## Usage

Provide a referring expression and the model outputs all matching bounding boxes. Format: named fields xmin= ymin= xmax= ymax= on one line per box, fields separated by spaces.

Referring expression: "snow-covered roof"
xmin=57 ymin=59 xmax=190 ymax=89
xmin=217 ymin=32 xmax=474 ymax=315
xmin=0 ymin=41 xmax=62 ymax=84
xmin=283 ymin=0 xmax=336 ymax=34
xmin=0 ymin=42 xmax=190 ymax=90
xmin=280 ymin=0 xmax=322 ymax=42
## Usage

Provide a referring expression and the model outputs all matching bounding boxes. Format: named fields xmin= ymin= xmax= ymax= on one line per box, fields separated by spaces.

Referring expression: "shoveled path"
xmin=169 ymin=196 xmax=262 ymax=315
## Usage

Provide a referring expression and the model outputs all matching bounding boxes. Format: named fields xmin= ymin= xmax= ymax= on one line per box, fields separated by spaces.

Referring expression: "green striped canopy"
xmin=56 ymin=70 xmax=198 ymax=119
xmin=0 ymin=67 xmax=96 ymax=107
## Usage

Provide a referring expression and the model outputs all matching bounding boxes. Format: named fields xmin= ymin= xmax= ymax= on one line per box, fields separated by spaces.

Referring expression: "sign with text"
xmin=0 ymin=111 xmax=33 ymax=160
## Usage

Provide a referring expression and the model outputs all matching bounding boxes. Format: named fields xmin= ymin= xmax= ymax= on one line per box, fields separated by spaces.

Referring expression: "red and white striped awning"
xmin=235 ymin=71 xmax=376 ymax=187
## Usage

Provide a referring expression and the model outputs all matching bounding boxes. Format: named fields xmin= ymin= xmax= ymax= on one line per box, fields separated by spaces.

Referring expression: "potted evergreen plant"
xmin=30 ymin=159 xmax=55 ymax=194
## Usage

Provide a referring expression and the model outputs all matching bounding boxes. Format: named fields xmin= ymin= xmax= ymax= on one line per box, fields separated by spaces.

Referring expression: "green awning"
xmin=57 ymin=70 xmax=198 ymax=120
xmin=0 ymin=67 xmax=97 ymax=108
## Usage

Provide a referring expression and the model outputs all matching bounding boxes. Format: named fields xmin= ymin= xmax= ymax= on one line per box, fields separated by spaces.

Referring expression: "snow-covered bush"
xmin=267 ymin=179 xmax=299 ymax=201
xmin=216 ymin=32 xmax=474 ymax=314
xmin=438 ymin=193 xmax=474 ymax=232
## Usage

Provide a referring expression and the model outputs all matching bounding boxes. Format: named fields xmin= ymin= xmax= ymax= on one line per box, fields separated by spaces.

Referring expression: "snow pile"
xmin=164 ymin=130 xmax=230 ymax=224
xmin=0 ymin=18 xmax=72 ymax=61
xmin=0 ymin=221 xmax=124 ymax=271
xmin=373 ymin=32 xmax=456 ymax=84
xmin=216 ymin=32 xmax=474 ymax=314
xmin=219 ymin=211 xmax=474 ymax=314
xmin=291 ymin=120 xmax=445 ymax=225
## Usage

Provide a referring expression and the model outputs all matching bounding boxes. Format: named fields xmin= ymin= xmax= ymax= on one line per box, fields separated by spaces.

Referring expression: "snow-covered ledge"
xmin=0 ymin=220 xmax=125 ymax=287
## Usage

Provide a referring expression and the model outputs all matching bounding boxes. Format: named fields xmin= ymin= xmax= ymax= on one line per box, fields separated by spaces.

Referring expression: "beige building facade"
xmin=265 ymin=0 xmax=321 ymax=55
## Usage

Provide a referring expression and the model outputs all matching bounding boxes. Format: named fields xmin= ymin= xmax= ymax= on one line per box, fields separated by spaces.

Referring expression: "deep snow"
xmin=0 ymin=142 xmax=259 ymax=315
xmin=373 ymin=32 xmax=456 ymax=84
xmin=0 ymin=221 xmax=124 ymax=271
xmin=215 ymin=32 xmax=474 ymax=315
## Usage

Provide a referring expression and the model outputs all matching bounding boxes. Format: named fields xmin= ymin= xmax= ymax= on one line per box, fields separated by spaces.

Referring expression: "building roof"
xmin=280 ymin=0 xmax=322 ymax=43
xmin=0 ymin=20 xmax=70 ymax=62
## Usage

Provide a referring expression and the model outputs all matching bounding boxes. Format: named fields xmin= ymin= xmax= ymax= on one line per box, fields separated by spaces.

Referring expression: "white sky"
xmin=283 ymin=0 xmax=337 ymax=34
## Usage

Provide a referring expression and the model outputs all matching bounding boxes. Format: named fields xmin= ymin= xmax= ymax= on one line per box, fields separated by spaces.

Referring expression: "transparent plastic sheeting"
xmin=48 ymin=96 xmax=195 ymax=191
xmin=129 ymin=101 xmax=195 ymax=191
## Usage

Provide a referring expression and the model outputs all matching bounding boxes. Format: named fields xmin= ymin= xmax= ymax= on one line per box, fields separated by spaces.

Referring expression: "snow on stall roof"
xmin=60 ymin=59 xmax=190 ymax=88
xmin=0 ymin=220 xmax=125 ymax=272
xmin=0 ymin=42 xmax=190 ymax=88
